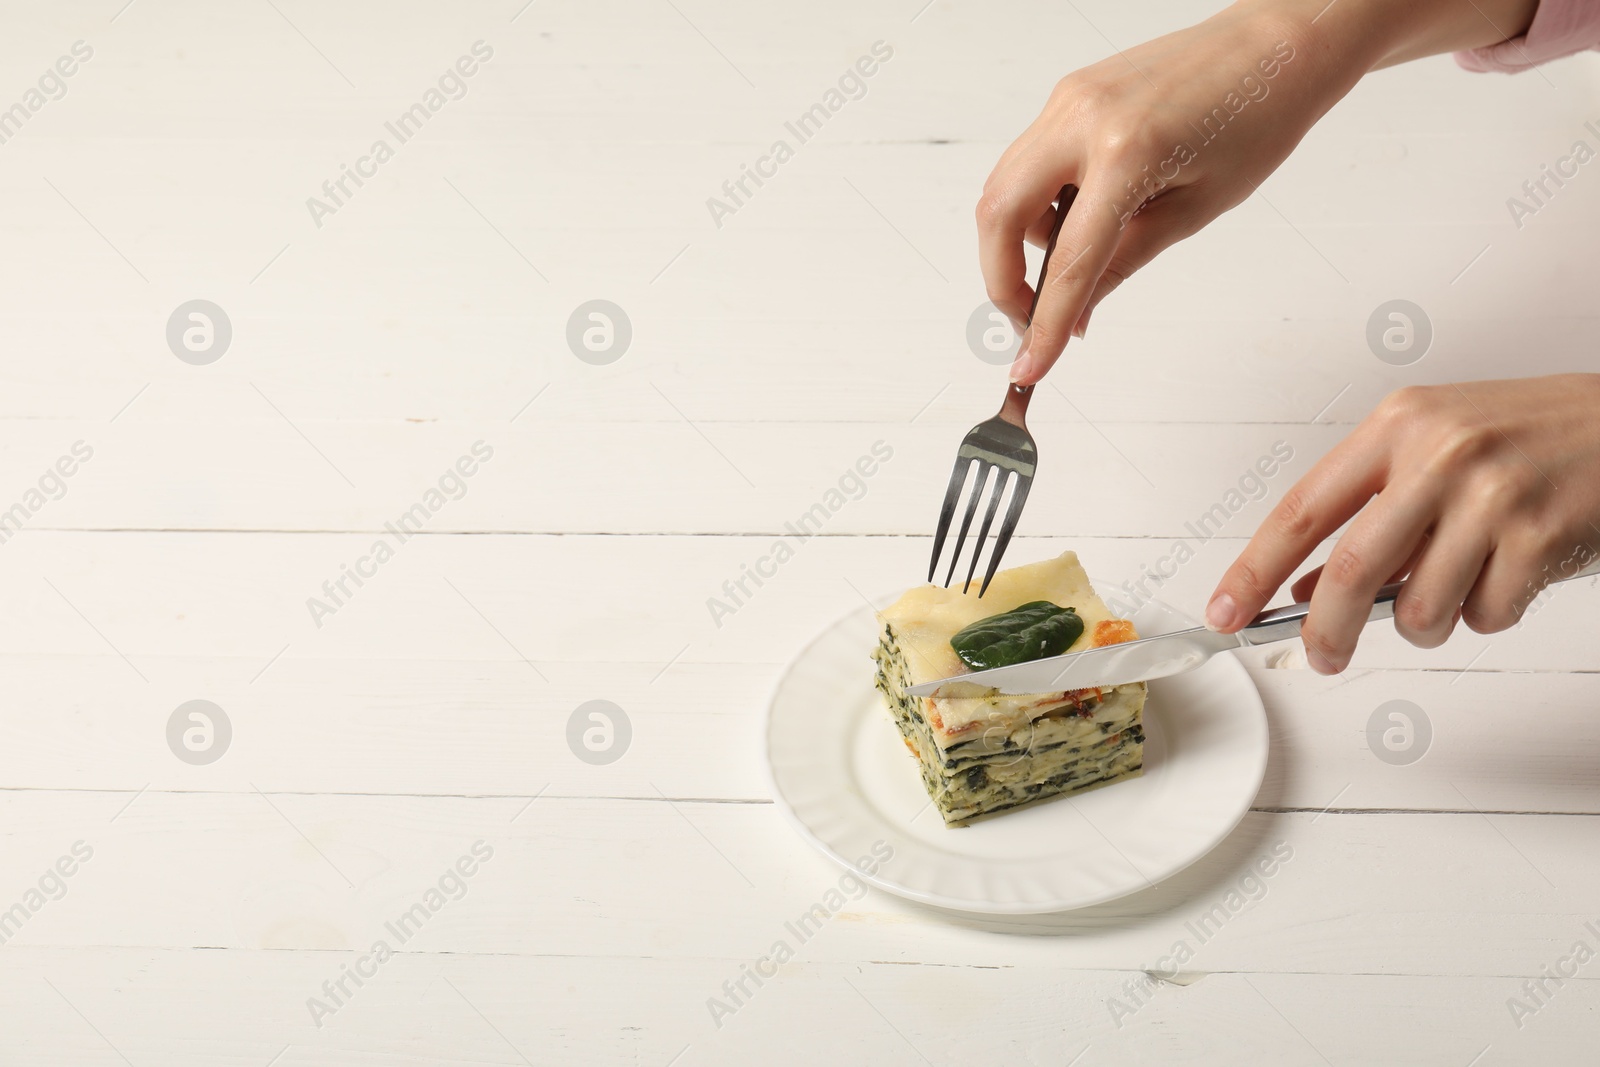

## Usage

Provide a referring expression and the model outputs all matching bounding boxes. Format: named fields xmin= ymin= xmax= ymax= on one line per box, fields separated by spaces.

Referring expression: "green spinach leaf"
xmin=950 ymin=601 xmax=1085 ymax=671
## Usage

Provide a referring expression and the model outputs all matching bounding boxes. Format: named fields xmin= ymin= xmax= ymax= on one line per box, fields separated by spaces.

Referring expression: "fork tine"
xmin=976 ymin=474 xmax=1032 ymax=596
xmin=942 ymin=461 xmax=992 ymax=587
xmin=928 ymin=456 xmax=977 ymax=582
xmin=961 ymin=468 xmax=1012 ymax=593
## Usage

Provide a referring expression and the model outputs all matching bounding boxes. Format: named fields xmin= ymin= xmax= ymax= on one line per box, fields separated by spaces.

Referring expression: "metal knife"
xmin=902 ymin=558 xmax=1600 ymax=696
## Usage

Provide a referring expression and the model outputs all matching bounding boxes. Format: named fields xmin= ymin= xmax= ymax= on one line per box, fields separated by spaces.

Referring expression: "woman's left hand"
xmin=1205 ymin=374 xmax=1600 ymax=674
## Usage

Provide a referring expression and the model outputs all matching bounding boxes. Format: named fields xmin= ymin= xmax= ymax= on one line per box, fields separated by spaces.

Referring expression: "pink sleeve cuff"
xmin=1455 ymin=0 xmax=1600 ymax=72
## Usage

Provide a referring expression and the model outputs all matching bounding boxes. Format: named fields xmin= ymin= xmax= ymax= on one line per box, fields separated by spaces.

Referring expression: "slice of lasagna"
xmin=872 ymin=551 xmax=1145 ymax=826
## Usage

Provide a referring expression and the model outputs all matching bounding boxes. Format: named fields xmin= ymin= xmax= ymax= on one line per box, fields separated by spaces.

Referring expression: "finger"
xmin=1391 ymin=519 xmax=1489 ymax=648
xmin=1301 ymin=481 xmax=1441 ymax=674
xmin=1009 ymin=174 xmax=1124 ymax=385
xmin=976 ymin=153 xmax=1081 ymax=332
xmin=1207 ymin=435 xmax=1390 ymax=632
xmin=1071 ymin=303 xmax=1094 ymax=340
xmin=1014 ymin=199 xmax=1073 ymax=335
xmin=1289 ymin=565 xmax=1323 ymax=603
xmin=1290 ymin=534 xmax=1429 ymax=605
xmin=1024 ymin=203 xmax=1059 ymax=248
xmin=988 ymin=116 xmax=1049 ymax=189
xmin=1462 ymin=540 xmax=1543 ymax=634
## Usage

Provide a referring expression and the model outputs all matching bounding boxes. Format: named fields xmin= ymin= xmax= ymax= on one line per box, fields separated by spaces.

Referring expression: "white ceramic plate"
xmin=764 ymin=596 xmax=1269 ymax=914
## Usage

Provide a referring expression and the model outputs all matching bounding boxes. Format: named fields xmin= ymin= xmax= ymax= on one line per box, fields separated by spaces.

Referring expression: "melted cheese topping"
xmin=878 ymin=551 xmax=1142 ymax=735
xmin=881 ymin=551 xmax=1131 ymax=684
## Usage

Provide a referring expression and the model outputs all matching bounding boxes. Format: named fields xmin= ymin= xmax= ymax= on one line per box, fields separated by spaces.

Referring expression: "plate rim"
xmin=762 ymin=599 xmax=1271 ymax=915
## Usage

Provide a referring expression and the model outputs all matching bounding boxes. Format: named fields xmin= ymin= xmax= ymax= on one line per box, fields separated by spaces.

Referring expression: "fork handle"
xmin=996 ymin=381 xmax=1033 ymax=424
xmin=1024 ymin=184 xmax=1079 ymax=326
xmin=1000 ymin=185 xmax=1076 ymax=427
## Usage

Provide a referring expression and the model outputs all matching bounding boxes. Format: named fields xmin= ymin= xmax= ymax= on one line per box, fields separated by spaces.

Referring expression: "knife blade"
xmin=902 ymin=622 xmax=1249 ymax=695
xmin=903 ymin=557 xmax=1600 ymax=696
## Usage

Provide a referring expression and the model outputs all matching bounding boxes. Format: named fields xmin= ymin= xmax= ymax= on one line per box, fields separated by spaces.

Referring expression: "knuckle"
xmin=1093 ymin=127 xmax=1135 ymax=163
xmin=975 ymin=190 xmax=1009 ymax=232
xmin=984 ymin=285 xmax=1021 ymax=316
xmin=1098 ymin=126 xmax=1159 ymax=171
xmin=1099 ymin=263 xmax=1132 ymax=292
xmin=1462 ymin=601 xmax=1513 ymax=635
xmin=1394 ymin=593 xmax=1448 ymax=642
xmin=1044 ymin=250 xmax=1092 ymax=295
xmin=1058 ymin=76 xmax=1113 ymax=115
xmin=1465 ymin=466 xmax=1532 ymax=514
xmin=1462 ymin=571 xmax=1530 ymax=633
xmin=1323 ymin=546 xmax=1373 ymax=589
xmin=1273 ymin=489 xmax=1318 ymax=542
xmin=1026 ymin=320 xmax=1067 ymax=355
xmin=1298 ymin=625 xmax=1341 ymax=663
xmin=1230 ymin=557 xmax=1270 ymax=602
xmin=1374 ymin=385 xmax=1434 ymax=427
xmin=1421 ymin=421 xmax=1494 ymax=477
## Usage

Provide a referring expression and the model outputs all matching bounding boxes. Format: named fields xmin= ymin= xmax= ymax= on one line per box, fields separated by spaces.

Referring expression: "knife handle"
xmin=1236 ymin=554 xmax=1600 ymax=647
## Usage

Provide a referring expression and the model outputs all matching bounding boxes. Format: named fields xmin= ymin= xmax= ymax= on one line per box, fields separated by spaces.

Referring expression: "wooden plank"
xmin=0 ymin=420 xmax=1343 ymax=536
xmin=0 ymin=532 xmax=1589 ymax=671
xmin=0 ymin=792 xmax=1595 ymax=980
xmin=2 ymin=652 xmax=1599 ymax=817
xmin=0 ymin=946 xmax=1587 ymax=1066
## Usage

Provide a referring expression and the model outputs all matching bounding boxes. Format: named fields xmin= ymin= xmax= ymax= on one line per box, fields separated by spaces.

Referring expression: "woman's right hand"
xmin=981 ymin=1 xmax=1368 ymax=385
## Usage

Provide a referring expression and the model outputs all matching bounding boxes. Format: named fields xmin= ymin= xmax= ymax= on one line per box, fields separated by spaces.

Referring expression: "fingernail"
xmin=1305 ymin=645 xmax=1338 ymax=676
xmin=1204 ymin=593 xmax=1240 ymax=632
xmin=1071 ymin=321 xmax=1085 ymax=340
xmin=1008 ymin=335 xmax=1034 ymax=383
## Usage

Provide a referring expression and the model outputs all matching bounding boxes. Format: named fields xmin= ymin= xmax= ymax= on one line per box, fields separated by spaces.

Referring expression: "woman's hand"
xmin=979 ymin=0 xmax=1541 ymax=386
xmin=1206 ymin=375 xmax=1600 ymax=674
xmin=978 ymin=4 xmax=1361 ymax=385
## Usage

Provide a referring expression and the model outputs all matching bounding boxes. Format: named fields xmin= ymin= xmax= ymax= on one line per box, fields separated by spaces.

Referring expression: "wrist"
xmin=1233 ymin=0 xmax=1541 ymax=72
xmin=1214 ymin=0 xmax=1383 ymax=108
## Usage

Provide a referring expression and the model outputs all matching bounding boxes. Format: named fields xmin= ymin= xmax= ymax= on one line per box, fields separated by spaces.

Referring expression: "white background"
xmin=1 ymin=0 xmax=1598 ymax=1063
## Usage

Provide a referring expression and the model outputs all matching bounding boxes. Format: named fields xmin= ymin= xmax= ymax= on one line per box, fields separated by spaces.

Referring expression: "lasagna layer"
xmin=872 ymin=552 xmax=1146 ymax=826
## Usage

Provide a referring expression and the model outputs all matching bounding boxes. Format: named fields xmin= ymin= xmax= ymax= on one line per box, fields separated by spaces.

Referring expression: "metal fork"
xmin=928 ymin=184 xmax=1077 ymax=596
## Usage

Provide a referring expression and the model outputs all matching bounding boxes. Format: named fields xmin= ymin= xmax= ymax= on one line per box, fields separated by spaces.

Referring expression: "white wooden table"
xmin=2 ymin=1 xmax=1598 ymax=1062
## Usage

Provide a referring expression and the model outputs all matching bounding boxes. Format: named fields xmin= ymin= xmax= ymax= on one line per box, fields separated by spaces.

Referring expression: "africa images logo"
xmin=306 ymin=442 xmax=494 ymax=628
xmin=305 ymin=41 xmax=495 ymax=228
xmin=306 ymin=841 xmax=494 ymax=1027
xmin=704 ymin=441 xmax=893 ymax=627
xmin=704 ymin=41 xmax=894 ymax=228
